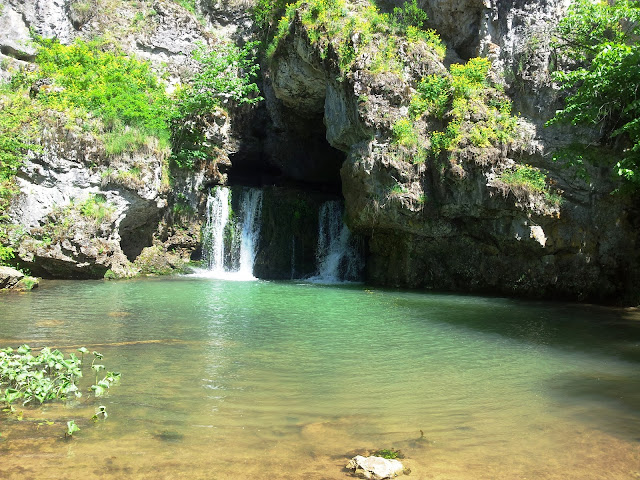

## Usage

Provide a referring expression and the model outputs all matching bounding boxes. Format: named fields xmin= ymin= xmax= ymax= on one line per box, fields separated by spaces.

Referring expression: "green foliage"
xmin=410 ymin=74 xmax=451 ymax=119
xmin=389 ymin=183 xmax=408 ymax=195
xmin=0 ymin=91 xmax=40 ymax=221
xmin=497 ymin=164 xmax=562 ymax=206
xmin=498 ymin=165 xmax=547 ymax=193
xmin=78 ymin=194 xmax=114 ymax=223
xmin=0 ymin=345 xmax=119 ymax=407
xmin=20 ymin=37 xmax=169 ymax=135
xmin=422 ymin=57 xmax=516 ymax=157
xmin=259 ymin=0 xmax=444 ymax=73
xmin=391 ymin=0 xmax=428 ymax=32
xmin=450 ymin=57 xmax=490 ymax=98
xmin=169 ymin=41 xmax=262 ymax=169
xmin=174 ymin=0 xmax=197 ymax=14
xmin=393 ymin=118 xmax=418 ymax=146
xmin=549 ymin=0 xmax=640 ymax=188
xmin=391 ymin=118 xmax=427 ymax=164
xmin=15 ymin=276 xmax=39 ymax=291
xmin=372 ymin=448 xmax=405 ymax=459
xmin=0 ymin=244 xmax=14 ymax=266
xmin=253 ymin=0 xmax=288 ymax=31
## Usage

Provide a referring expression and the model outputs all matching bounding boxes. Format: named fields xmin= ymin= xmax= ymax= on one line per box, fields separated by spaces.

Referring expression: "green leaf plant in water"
xmin=0 ymin=344 xmax=121 ymax=438
xmin=66 ymin=420 xmax=80 ymax=437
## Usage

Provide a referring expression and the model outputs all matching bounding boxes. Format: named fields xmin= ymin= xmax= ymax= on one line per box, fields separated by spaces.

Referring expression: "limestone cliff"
xmin=262 ymin=0 xmax=639 ymax=302
xmin=0 ymin=0 xmax=638 ymax=302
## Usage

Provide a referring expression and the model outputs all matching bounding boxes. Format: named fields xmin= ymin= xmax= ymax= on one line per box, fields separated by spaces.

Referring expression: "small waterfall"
xmin=310 ymin=201 xmax=363 ymax=283
xmin=237 ymin=188 xmax=263 ymax=278
xmin=201 ymin=186 xmax=230 ymax=274
xmin=200 ymin=186 xmax=263 ymax=280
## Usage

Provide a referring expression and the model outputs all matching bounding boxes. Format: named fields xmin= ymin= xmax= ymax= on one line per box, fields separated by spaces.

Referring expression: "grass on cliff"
xmin=11 ymin=36 xmax=171 ymax=156
xmin=391 ymin=57 xmax=517 ymax=165
xmin=257 ymin=0 xmax=445 ymax=71
xmin=256 ymin=0 xmax=517 ymax=168
xmin=1 ymin=31 xmax=262 ymax=184
xmin=496 ymin=164 xmax=562 ymax=207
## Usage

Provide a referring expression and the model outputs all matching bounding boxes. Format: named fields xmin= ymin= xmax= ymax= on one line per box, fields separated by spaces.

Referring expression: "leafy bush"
xmin=0 ymin=90 xmax=40 ymax=221
xmin=419 ymin=57 xmax=516 ymax=157
xmin=410 ymin=74 xmax=451 ymax=119
xmin=169 ymin=41 xmax=262 ymax=169
xmin=0 ymin=244 xmax=14 ymax=265
xmin=17 ymin=37 xmax=169 ymax=135
xmin=549 ymin=0 xmax=640 ymax=188
xmin=391 ymin=0 xmax=428 ymax=32
xmin=450 ymin=57 xmax=490 ymax=98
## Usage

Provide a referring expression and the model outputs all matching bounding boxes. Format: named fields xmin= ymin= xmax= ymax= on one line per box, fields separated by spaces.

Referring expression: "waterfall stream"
xmin=200 ymin=187 xmax=262 ymax=280
xmin=237 ymin=188 xmax=263 ymax=278
xmin=201 ymin=187 xmax=230 ymax=274
xmin=309 ymin=201 xmax=363 ymax=283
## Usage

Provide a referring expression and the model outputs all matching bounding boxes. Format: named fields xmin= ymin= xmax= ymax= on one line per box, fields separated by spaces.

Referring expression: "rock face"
xmin=0 ymin=0 xmax=210 ymax=279
xmin=1 ymin=0 xmax=639 ymax=302
xmin=0 ymin=266 xmax=24 ymax=289
xmin=263 ymin=1 xmax=640 ymax=303
xmin=7 ymin=113 xmax=167 ymax=278
xmin=0 ymin=266 xmax=38 ymax=291
xmin=346 ymin=455 xmax=405 ymax=480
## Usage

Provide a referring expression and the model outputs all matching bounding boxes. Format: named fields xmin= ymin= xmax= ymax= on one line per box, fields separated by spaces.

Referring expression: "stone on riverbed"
xmin=346 ymin=455 xmax=405 ymax=479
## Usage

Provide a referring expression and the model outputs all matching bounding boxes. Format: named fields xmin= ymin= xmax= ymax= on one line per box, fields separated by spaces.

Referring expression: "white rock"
xmin=346 ymin=455 xmax=405 ymax=480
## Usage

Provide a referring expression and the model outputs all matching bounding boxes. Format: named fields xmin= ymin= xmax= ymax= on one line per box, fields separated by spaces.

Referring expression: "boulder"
xmin=0 ymin=266 xmax=25 ymax=289
xmin=346 ymin=455 xmax=405 ymax=480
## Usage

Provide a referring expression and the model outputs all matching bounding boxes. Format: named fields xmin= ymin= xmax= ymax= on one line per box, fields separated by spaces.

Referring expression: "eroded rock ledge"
xmin=265 ymin=2 xmax=639 ymax=303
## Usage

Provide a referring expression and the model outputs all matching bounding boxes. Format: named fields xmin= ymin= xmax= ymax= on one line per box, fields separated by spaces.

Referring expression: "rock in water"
xmin=346 ymin=455 xmax=405 ymax=479
xmin=0 ymin=266 xmax=24 ymax=289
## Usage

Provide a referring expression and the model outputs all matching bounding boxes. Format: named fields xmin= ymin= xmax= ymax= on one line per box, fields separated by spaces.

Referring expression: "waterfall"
xmin=201 ymin=186 xmax=230 ymax=274
xmin=309 ymin=201 xmax=363 ymax=283
xmin=200 ymin=187 xmax=262 ymax=280
xmin=237 ymin=188 xmax=263 ymax=278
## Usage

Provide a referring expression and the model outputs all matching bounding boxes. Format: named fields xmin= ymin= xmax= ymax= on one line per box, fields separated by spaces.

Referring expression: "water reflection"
xmin=0 ymin=278 xmax=639 ymax=479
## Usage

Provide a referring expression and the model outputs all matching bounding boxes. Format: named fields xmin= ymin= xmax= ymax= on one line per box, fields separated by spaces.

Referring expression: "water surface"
xmin=0 ymin=277 xmax=639 ymax=479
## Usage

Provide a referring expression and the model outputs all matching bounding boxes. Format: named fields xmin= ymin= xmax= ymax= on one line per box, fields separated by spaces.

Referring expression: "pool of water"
xmin=0 ymin=277 xmax=639 ymax=479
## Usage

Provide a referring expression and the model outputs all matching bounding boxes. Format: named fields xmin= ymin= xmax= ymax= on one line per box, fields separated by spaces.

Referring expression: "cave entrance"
xmin=225 ymin=109 xmax=345 ymax=195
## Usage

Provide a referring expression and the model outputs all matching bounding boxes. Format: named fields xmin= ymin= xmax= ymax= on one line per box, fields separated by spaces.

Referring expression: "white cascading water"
xmin=309 ymin=201 xmax=363 ymax=283
xmin=200 ymin=187 xmax=262 ymax=280
xmin=237 ymin=188 xmax=263 ymax=278
xmin=201 ymin=186 xmax=230 ymax=274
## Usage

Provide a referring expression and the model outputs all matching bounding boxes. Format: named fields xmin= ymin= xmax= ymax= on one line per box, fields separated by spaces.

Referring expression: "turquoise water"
xmin=0 ymin=277 xmax=639 ymax=479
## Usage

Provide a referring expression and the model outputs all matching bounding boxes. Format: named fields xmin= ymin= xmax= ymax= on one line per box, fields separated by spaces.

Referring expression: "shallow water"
xmin=0 ymin=277 xmax=639 ymax=479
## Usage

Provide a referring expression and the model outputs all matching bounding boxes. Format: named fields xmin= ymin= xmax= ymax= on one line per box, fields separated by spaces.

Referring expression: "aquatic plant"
xmin=371 ymin=448 xmax=405 ymax=459
xmin=66 ymin=420 xmax=80 ymax=437
xmin=0 ymin=345 xmax=121 ymax=437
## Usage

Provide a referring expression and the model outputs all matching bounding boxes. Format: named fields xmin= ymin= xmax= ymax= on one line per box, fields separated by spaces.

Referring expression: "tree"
xmin=549 ymin=0 xmax=640 ymax=187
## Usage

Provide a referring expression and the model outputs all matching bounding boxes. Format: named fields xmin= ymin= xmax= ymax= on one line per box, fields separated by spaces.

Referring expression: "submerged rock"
xmin=346 ymin=455 xmax=405 ymax=480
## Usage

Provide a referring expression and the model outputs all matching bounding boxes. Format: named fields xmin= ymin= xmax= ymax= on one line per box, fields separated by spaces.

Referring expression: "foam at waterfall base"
xmin=188 ymin=267 xmax=258 ymax=282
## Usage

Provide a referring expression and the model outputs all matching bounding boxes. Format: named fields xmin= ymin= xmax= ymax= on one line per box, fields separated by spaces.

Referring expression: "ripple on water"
xmin=0 ymin=278 xmax=639 ymax=479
